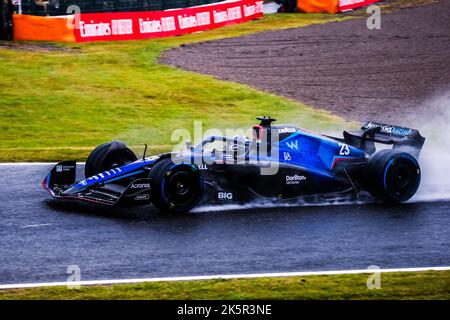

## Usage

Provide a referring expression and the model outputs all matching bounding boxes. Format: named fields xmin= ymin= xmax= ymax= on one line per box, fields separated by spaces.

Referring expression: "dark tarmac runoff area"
xmin=162 ymin=0 xmax=450 ymax=122
xmin=0 ymin=164 xmax=449 ymax=284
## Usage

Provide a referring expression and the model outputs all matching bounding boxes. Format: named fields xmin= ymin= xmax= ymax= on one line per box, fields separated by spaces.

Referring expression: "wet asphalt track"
xmin=0 ymin=164 xmax=449 ymax=285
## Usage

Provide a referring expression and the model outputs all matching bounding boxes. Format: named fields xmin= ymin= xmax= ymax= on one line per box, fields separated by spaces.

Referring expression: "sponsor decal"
xmin=198 ymin=163 xmax=208 ymax=170
xmin=218 ymin=192 xmax=233 ymax=200
xmin=74 ymin=0 xmax=263 ymax=42
xmin=278 ymin=127 xmax=296 ymax=134
xmin=365 ymin=121 xmax=413 ymax=136
xmin=134 ymin=194 xmax=150 ymax=201
xmin=285 ymin=174 xmax=307 ymax=185
xmin=56 ymin=165 xmax=75 ymax=173
xmin=392 ymin=127 xmax=413 ymax=136
xmin=130 ymin=183 xmax=151 ymax=189
xmin=285 ymin=140 xmax=299 ymax=151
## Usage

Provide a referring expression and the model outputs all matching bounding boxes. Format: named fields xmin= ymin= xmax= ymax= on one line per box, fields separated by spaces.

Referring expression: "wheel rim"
xmin=386 ymin=159 xmax=420 ymax=200
xmin=164 ymin=167 xmax=201 ymax=207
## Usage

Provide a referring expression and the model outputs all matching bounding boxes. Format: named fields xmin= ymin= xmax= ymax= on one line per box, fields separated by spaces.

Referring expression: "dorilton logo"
xmin=285 ymin=175 xmax=307 ymax=185
xmin=130 ymin=183 xmax=151 ymax=189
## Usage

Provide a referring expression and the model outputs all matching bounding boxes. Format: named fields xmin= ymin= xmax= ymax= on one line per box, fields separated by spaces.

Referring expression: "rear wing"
xmin=343 ymin=121 xmax=425 ymax=157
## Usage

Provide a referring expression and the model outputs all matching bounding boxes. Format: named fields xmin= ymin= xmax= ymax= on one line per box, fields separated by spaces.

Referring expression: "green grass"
xmin=0 ymin=0 xmax=438 ymax=162
xmin=1 ymin=271 xmax=449 ymax=300
xmin=0 ymin=13 xmax=350 ymax=162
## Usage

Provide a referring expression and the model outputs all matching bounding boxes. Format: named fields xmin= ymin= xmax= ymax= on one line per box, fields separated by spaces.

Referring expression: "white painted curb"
xmin=1 ymin=266 xmax=449 ymax=290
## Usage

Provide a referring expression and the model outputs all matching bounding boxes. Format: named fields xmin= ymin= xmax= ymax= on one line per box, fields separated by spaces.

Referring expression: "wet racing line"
xmin=0 ymin=163 xmax=449 ymax=285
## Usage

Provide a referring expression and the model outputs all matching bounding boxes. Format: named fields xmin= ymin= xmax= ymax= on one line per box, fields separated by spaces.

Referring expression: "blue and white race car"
xmin=43 ymin=116 xmax=425 ymax=213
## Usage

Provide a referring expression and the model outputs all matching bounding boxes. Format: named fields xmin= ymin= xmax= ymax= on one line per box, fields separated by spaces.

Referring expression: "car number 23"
xmin=338 ymin=143 xmax=350 ymax=156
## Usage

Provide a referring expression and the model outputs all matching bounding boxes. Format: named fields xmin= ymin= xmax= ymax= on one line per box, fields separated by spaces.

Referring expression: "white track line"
xmin=1 ymin=266 xmax=449 ymax=290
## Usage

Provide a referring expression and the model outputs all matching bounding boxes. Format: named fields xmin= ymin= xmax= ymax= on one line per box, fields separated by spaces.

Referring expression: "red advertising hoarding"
xmin=74 ymin=0 xmax=263 ymax=42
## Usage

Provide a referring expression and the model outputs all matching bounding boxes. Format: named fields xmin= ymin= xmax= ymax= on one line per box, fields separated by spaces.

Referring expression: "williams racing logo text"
xmin=365 ymin=121 xmax=413 ymax=136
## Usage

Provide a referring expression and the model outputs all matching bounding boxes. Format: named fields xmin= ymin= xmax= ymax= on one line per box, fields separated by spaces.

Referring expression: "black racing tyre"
xmin=150 ymin=158 xmax=204 ymax=213
xmin=84 ymin=140 xmax=138 ymax=178
xmin=366 ymin=150 xmax=421 ymax=203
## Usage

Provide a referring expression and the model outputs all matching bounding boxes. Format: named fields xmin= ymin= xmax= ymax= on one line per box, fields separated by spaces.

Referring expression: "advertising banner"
xmin=14 ymin=0 xmax=263 ymax=42
xmin=74 ymin=0 xmax=263 ymax=42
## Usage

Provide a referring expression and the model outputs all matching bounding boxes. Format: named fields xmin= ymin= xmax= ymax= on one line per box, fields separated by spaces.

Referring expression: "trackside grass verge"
xmin=0 ymin=270 xmax=449 ymax=299
xmin=0 ymin=0 xmax=435 ymax=162
xmin=0 ymin=13 xmax=349 ymax=162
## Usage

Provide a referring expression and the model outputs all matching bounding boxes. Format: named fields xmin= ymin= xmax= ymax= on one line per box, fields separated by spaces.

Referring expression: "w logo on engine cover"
xmin=286 ymin=140 xmax=299 ymax=150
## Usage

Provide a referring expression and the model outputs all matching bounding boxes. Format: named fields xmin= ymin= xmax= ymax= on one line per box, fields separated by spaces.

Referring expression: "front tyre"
xmin=150 ymin=159 xmax=204 ymax=213
xmin=84 ymin=140 xmax=138 ymax=178
xmin=367 ymin=150 xmax=421 ymax=203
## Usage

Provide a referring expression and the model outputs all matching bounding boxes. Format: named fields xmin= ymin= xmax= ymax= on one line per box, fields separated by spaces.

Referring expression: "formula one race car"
xmin=43 ymin=117 xmax=425 ymax=213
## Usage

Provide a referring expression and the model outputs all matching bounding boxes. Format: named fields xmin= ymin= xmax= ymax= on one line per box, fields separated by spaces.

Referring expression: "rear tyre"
xmin=366 ymin=150 xmax=421 ymax=202
xmin=150 ymin=158 xmax=203 ymax=213
xmin=84 ymin=140 xmax=138 ymax=178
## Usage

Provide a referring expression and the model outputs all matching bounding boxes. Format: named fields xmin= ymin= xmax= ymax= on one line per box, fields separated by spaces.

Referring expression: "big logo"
xmin=218 ymin=192 xmax=233 ymax=200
